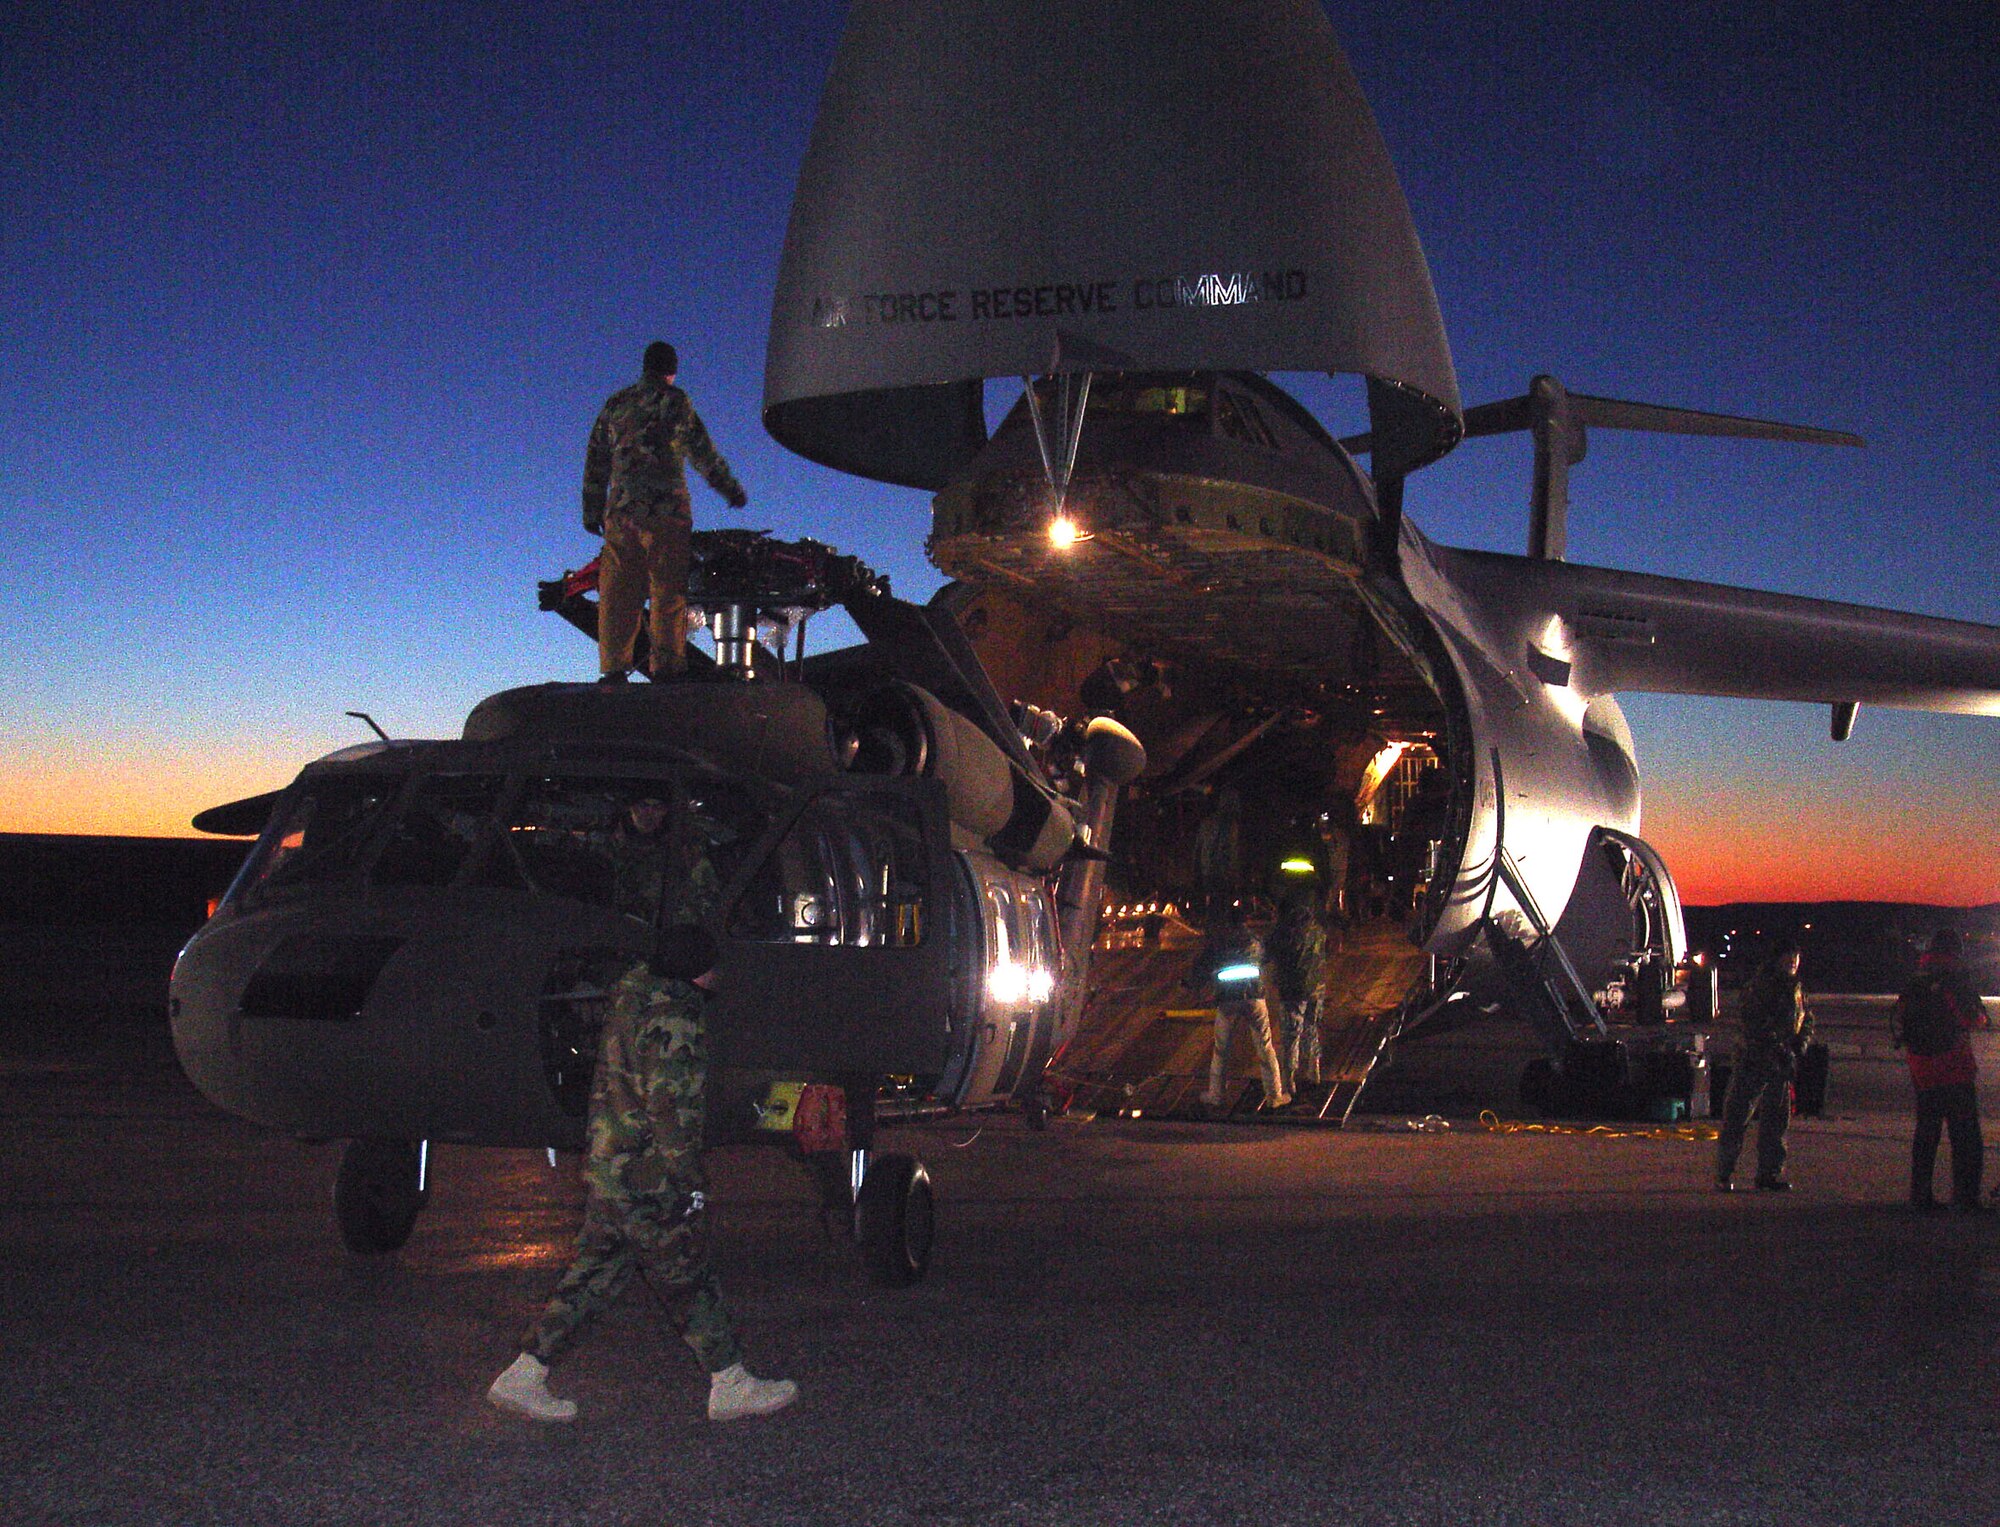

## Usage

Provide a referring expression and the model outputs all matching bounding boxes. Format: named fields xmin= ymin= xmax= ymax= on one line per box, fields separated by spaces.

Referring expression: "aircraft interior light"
xmin=1047 ymin=515 xmax=1094 ymax=549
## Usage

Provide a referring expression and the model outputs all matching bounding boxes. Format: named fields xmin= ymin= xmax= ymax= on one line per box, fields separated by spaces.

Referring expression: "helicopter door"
xmin=711 ymin=777 xmax=957 ymax=1077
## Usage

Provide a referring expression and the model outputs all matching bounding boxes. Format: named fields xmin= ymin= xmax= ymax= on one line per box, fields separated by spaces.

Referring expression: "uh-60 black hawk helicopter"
xmin=172 ymin=528 xmax=1146 ymax=1281
xmin=175 ymin=0 xmax=2000 ymax=1279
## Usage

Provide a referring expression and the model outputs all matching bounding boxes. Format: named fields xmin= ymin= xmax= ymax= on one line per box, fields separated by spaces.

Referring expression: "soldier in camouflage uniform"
xmin=607 ymin=796 xmax=671 ymax=922
xmin=584 ymin=340 xmax=748 ymax=683
xmin=1714 ymin=941 xmax=1813 ymax=1193
xmin=488 ymin=906 xmax=796 ymax=1423
xmin=1270 ymin=891 xmax=1327 ymax=1093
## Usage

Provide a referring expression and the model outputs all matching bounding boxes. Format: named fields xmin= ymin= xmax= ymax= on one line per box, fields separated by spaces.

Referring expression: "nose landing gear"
xmin=333 ymin=1138 xmax=428 ymax=1254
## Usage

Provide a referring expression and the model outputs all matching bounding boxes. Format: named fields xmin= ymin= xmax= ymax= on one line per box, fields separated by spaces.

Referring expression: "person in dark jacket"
xmin=1714 ymin=941 xmax=1813 ymax=1192
xmin=1892 ymin=928 xmax=1991 ymax=1213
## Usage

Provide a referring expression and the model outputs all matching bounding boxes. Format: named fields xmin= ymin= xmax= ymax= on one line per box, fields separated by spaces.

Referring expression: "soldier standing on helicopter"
xmin=584 ymin=340 xmax=748 ymax=684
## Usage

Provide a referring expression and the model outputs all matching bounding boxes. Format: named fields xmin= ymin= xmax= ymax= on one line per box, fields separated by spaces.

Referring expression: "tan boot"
xmin=1201 ymin=1047 xmax=1228 ymax=1110
xmin=487 ymin=1352 xmax=577 ymax=1423
xmin=707 ymin=1362 xmax=799 ymax=1422
xmin=1256 ymin=1038 xmax=1291 ymax=1109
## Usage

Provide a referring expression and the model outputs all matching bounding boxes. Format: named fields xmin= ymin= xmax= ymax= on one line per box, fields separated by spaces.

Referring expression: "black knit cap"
xmin=643 ymin=340 xmax=678 ymax=377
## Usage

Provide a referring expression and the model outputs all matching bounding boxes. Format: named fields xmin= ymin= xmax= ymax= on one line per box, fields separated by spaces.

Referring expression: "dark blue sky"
xmin=3 ymin=1 xmax=1995 ymax=900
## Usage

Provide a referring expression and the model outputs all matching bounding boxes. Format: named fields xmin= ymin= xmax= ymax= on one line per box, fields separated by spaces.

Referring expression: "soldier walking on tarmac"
xmin=1714 ymin=940 xmax=1813 ymax=1193
xmin=1270 ymin=890 xmax=1328 ymax=1093
xmin=583 ymin=340 xmax=748 ymax=684
xmin=488 ymin=844 xmax=796 ymax=1423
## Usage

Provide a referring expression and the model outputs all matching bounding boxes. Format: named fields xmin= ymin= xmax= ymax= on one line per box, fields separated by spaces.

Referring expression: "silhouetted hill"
xmin=1685 ymin=901 xmax=2000 ymax=993
xmin=0 ymin=833 xmax=251 ymax=928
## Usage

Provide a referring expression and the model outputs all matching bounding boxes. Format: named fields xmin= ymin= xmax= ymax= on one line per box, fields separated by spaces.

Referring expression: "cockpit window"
xmin=483 ymin=776 xmax=644 ymax=910
xmin=1215 ymin=389 xmax=1275 ymax=447
xmin=235 ymin=773 xmax=403 ymax=900
xmin=1021 ymin=375 xmax=1210 ymax=426
xmin=371 ymin=774 xmax=506 ymax=887
xmin=481 ymin=773 xmax=771 ymax=924
xmin=1128 ymin=382 xmax=1208 ymax=417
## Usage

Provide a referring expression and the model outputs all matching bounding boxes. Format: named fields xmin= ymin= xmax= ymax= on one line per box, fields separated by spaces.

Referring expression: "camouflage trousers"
xmin=522 ymin=1167 xmax=743 ymax=1373
xmin=1279 ymin=994 xmax=1323 ymax=1090
xmin=600 ymin=508 xmax=692 ymax=678
xmin=1715 ymin=1044 xmax=1792 ymax=1184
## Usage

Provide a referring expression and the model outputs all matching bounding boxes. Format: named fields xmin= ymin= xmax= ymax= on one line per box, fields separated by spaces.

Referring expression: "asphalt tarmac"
xmin=6 ymin=1004 xmax=1998 ymax=1527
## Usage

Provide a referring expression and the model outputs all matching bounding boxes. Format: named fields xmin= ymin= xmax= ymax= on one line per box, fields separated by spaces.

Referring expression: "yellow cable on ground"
xmin=1478 ymin=1109 xmax=1719 ymax=1143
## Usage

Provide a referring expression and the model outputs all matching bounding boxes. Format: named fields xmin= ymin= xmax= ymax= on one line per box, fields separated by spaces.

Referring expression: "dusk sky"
xmin=3 ymin=1 xmax=1995 ymax=905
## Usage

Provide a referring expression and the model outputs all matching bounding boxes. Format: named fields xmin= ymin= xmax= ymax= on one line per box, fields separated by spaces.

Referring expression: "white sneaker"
xmin=487 ymin=1352 xmax=577 ymax=1423
xmin=706 ymin=1362 xmax=799 ymax=1422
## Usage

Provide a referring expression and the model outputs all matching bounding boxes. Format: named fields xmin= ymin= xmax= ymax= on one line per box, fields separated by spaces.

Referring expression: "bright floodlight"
xmin=1048 ymin=515 xmax=1081 ymax=549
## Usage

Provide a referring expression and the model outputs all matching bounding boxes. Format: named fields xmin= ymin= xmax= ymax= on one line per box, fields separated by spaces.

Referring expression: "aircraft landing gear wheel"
xmin=854 ymin=1152 xmax=933 ymax=1287
xmin=333 ymin=1138 xmax=427 ymax=1254
xmin=1021 ymin=1093 xmax=1050 ymax=1131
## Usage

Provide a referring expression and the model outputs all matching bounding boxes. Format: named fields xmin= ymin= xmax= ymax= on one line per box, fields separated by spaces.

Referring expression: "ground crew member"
xmin=487 ymin=918 xmax=797 ymax=1425
xmin=1198 ymin=901 xmax=1290 ymax=1112
xmin=1714 ymin=941 xmax=1812 ymax=1192
xmin=584 ymin=340 xmax=747 ymax=683
xmin=1270 ymin=891 xmax=1327 ymax=1093
xmin=1891 ymin=928 xmax=1991 ymax=1212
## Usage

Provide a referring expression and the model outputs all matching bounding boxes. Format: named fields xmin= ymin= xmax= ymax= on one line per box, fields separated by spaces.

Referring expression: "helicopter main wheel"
xmin=854 ymin=1152 xmax=934 ymax=1287
xmin=333 ymin=1138 xmax=428 ymax=1255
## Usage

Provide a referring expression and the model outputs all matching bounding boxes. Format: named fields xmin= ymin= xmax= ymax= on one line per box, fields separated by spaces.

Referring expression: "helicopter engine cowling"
xmin=845 ymin=681 xmax=1075 ymax=873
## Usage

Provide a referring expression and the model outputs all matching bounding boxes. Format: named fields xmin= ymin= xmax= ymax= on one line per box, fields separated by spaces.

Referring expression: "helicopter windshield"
xmin=372 ymin=774 xmax=507 ymax=887
xmin=234 ymin=772 xmax=404 ymax=901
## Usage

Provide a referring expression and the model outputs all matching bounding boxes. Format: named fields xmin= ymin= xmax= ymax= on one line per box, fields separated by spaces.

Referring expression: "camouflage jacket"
xmin=606 ymin=826 xmax=669 ymax=924
xmin=582 ymin=378 xmax=743 ymax=530
xmin=1268 ymin=913 xmax=1327 ymax=1005
xmin=584 ymin=962 xmax=710 ymax=1201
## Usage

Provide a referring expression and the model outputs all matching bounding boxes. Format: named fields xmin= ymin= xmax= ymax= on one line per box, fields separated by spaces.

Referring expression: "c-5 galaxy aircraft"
xmin=758 ymin=0 xmax=2000 ymax=1112
xmin=172 ymin=0 xmax=2000 ymax=1271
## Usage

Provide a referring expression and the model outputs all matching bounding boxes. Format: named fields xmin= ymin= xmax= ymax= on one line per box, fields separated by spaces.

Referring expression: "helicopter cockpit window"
xmin=483 ymin=777 xmax=642 ymax=911
xmin=371 ymin=774 xmax=506 ymax=887
xmin=980 ymin=873 xmax=1055 ymax=1006
xmin=480 ymin=775 xmax=771 ymax=923
xmin=237 ymin=774 xmax=403 ymax=900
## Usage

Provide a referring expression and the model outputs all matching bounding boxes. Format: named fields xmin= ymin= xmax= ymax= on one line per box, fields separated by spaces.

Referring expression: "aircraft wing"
xmin=1440 ymin=547 xmax=2000 ymax=716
